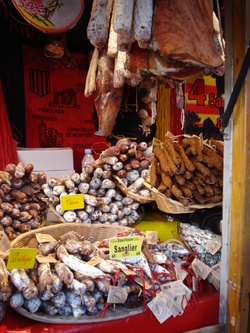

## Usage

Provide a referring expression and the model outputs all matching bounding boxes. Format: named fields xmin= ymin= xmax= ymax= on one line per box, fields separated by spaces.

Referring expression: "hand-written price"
xmin=10 ymin=252 xmax=32 ymax=265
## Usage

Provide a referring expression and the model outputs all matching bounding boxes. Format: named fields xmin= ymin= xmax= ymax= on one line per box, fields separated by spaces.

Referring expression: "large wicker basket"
xmin=10 ymin=223 xmax=134 ymax=248
xmin=8 ymin=223 xmax=144 ymax=323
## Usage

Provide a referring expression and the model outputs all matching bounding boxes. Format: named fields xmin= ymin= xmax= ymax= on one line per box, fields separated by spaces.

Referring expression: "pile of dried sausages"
xmin=150 ymin=137 xmax=223 ymax=206
xmin=42 ymin=157 xmax=142 ymax=226
xmin=0 ymin=163 xmax=48 ymax=240
xmin=99 ymin=138 xmax=153 ymax=197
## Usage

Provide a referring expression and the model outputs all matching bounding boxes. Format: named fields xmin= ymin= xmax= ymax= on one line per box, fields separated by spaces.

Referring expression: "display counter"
xmin=0 ymin=282 xmax=219 ymax=333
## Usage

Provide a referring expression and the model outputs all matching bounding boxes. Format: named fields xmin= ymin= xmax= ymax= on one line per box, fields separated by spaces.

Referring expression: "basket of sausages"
xmin=98 ymin=138 xmax=155 ymax=204
xmin=5 ymin=223 xmax=148 ymax=323
xmin=144 ymin=134 xmax=223 ymax=214
xmin=42 ymin=158 xmax=145 ymax=226
xmin=0 ymin=163 xmax=48 ymax=241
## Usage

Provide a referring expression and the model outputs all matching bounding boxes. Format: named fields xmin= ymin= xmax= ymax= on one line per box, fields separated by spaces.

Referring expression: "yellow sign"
xmin=61 ymin=194 xmax=84 ymax=211
xmin=7 ymin=248 xmax=37 ymax=269
xmin=152 ymin=137 xmax=162 ymax=149
xmin=109 ymin=236 xmax=141 ymax=259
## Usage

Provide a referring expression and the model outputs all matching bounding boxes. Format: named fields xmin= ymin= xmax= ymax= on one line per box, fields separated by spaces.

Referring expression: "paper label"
xmin=36 ymin=255 xmax=57 ymax=263
xmin=175 ymin=263 xmax=188 ymax=281
xmin=147 ymin=293 xmax=172 ymax=324
xmin=121 ymin=268 xmax=137 ymax=276
xmin=134 ymin=276 xmax=152 ymax=290
xmin=107 ymin=286 xmax=128 ymax=304
xmin=87 ymin=257 xmax=103 ymax=266
xmin=191 ymin=258 xmax=212 ymax=280
xmin=146 ymin=231 xmax=158 ymax=245
xmin=152 ymin=137 xmax=163 ymax=149
xmin=109 ymin=236 xmax=141 ymax=259
xmin=211 ymin=262 xmax=221 ymax=281
xmin=204 ymin=235 xmax=222 ymax=255
xmin=7 ymin=248 xmax=37 ymax=269
xmin=160 ymin=280 xmax=186 ymax=297
xmin=160 ymin=282 xmax=191 ymax=316
xmin=121 ymin=268 xmax=152 ymax=289
xmin=61 ymin=194 xmax=84 ymax=211
xmin=36 ymin=233 xmax=57 ymax=243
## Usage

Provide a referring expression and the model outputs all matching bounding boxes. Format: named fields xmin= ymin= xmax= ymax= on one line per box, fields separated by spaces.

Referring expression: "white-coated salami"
xmin=87 ymin=0 xmax=113 ymax=48
xmin=134 ymin=0 xmax=153 ymax=43
xmin=107 ymin=9 xmax=118 ymax=58
xmin=113 ymin=0 xmax=135 ymax=34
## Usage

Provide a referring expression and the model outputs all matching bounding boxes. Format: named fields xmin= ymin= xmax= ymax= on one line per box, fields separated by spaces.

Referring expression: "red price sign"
xmin=185 ymin=76 xmax=224 ymax=131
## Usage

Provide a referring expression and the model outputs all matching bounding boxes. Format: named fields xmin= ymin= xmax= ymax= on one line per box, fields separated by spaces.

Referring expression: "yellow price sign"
xmin=61 ymin=194 xmax=84 ymax=211
xmin=109 ymin=236 xmax=141 ymax=260
xmin=7 ymin=248 xmax=37 ymax=270
xmin=152 ymin=137 xmax=162 ymax=149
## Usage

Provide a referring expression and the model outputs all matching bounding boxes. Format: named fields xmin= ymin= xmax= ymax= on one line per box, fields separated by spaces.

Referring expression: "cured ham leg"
xmin=151 ymin=0 xmax=224 ymax=67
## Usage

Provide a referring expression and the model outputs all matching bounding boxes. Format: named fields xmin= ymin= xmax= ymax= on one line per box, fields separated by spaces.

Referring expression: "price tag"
xmin=174 ymin=263 xmax=188 ymax=281
xmin=107 ymin=286 xmax=128 ymax=304
xmin=146 ymin=231 xmax=158 ymax=245
xmin=191 ymin=258 xmax=212 ymax=280
xmin=147 ymin=293 xmax=172 ymax=324
xmin=36 ymin=233 xmax=56 ymax=243
xmin=109 ymin=236 xmax=141 ymax=260
xmin=61 ymin=194 xmax=84 ymax=211
xmin=152 ymin=137 xmax=163 ymax=149
xmin=160 ymin=280 xmax=186 ymax=298
xmin=36 ymin=255 xmax=57 ymax=263
xmin=7 ymin=248 xmax=37 ymax=269
xmin=211 ymin=262 xmax=221 ymax=281
xmin=204 ymin=235 xmax=222 ymax=255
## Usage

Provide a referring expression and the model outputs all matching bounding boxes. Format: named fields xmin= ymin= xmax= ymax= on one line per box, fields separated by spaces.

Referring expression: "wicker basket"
xmin=112 ymin=175 xmax=155 ymax=204
xmin=10 ymin=222 xmax=134 ymax=249
xmin=143 ymin=133 xmax=223 ymax=214
xmin=143 ymin=181 xmax=222 ymax=214
xmin=9 ymin=223 xmax=144 ymax=323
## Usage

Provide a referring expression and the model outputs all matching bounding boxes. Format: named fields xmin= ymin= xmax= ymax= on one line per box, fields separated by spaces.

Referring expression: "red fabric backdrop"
xmin=23 ymin=45 xmax=108 ymax=172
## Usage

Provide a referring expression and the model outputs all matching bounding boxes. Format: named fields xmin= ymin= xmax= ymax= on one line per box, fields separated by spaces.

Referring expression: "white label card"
xmin=160 ymin=280 xmax=186 ymax=297
xmin=107 ymin=286 xmax=128 ymax=304
xmin=146 ymin=231 xmax=158 ymax=245
xmin=191 ymin=258 xmax=212 ymax=280
xmin=147 ymin=293 xmax=172 ymax=324
xmin=211 ymin=262 xmax=221 ymax=281
xmin=204 ymin=235 xmax=222 ymax=255
xmin=175 ymin=263 xmax=188 ymax=281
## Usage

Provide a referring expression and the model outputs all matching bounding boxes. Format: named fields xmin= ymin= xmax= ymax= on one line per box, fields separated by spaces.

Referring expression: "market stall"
xmin=1 ymin=0 xmax=249 ymax=332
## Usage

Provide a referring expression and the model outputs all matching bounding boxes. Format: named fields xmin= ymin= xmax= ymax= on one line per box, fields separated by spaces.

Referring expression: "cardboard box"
xmin=17 ymin=148 xmax=74 ymax=171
